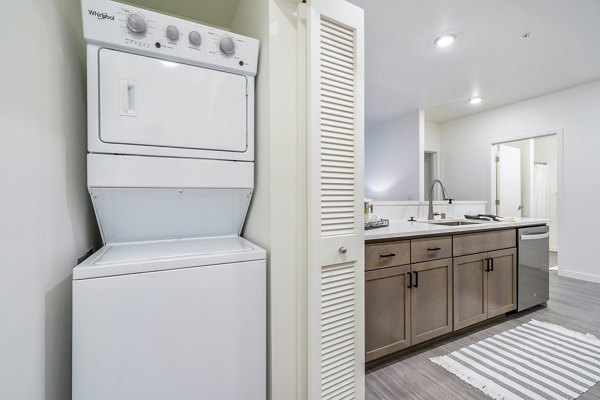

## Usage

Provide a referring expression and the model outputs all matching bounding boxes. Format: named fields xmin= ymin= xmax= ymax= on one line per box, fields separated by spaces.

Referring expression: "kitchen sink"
xmin=423 ymin=220 xmax=483 ymax=226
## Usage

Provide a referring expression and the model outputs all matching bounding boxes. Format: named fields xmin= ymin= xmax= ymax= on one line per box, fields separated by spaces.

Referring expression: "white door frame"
xmin=490 ymin=129 xmax=565 ymax=270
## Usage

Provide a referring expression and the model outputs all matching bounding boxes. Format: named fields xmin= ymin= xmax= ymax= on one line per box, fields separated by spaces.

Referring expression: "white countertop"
xmin=365 ymin=217 xmax=550 ymax=241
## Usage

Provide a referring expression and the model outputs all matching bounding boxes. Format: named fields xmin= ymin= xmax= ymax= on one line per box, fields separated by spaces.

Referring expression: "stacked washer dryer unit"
xmin=74 ymin=1 xmax=265 ymax=399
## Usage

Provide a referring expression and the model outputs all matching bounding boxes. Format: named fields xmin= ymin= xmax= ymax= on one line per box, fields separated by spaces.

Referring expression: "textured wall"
xmin=0 ymin=1 xmax=99 ymax=399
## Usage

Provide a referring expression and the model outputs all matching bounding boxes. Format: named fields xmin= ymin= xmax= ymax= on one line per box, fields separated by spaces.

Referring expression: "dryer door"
xmin=98 ymin=48 xmax=248 ymax=153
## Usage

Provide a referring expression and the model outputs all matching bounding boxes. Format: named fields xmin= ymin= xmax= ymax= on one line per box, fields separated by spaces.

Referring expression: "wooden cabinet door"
xmin=365 ymin=265 xmax=411 ymax=362
xmin=487 ymin=248 xmax=517 ymax=318
xmin=453 ymin=253 xmax=488 ymax=330
xmin=410 ymin=258 xmax=453 ymax=345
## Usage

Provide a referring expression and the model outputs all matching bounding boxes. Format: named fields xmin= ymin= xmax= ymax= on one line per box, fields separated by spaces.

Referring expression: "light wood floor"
xmin=366 ymin=273 xmax=600 ymax=399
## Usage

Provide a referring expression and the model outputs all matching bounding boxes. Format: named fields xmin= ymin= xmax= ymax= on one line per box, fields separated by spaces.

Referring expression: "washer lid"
xmin=91 ymin=187 xmax=253 ymax=244
xmin=88 ymin=154 xmax=254 ymax=244
xmin=73 ymin=236 xmax=266 ymax=280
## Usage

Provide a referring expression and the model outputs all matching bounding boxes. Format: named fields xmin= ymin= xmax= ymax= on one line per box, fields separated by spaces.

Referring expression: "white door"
xmin=99 ymin=49 xmax=248 ymax=153
xmin=306 ymin=1 xmax=365 ymax=399
xmin=497 ymin=144 xmax=522 ymax=217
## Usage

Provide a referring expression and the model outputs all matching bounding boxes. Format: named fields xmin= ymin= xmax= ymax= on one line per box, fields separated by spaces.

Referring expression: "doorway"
xmin=424 ymin=151 xmax=439 ymax=201
xmin=492 ymin=134 xmax=559 ymax=269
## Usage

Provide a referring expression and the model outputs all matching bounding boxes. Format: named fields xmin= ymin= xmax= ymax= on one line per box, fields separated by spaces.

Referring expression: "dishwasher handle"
xmin=520 ymin=232 xmax=549 ymax=241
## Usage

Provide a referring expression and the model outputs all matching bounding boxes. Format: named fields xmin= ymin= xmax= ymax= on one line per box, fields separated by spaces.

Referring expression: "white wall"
xmin=233 ymin=1 xmax=306 ymax=399
xmin=441 ymin=80 xmax=600 ymax=282
xmin=424 ymin=120 xmax=441 ymax=153
xmin=0 ymin=1 xmax=98 ymax=399
xmin=373 ymin=201 xmax=487 ymax=221
xmin=365 ymin=110 xmax=423 ymax=200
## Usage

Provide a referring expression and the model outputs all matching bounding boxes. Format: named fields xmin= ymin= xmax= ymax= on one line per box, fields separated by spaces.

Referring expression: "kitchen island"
xmin=364 ymin=217 xmax=549 ymax=364
xmin=365 ymin=217 xmax=550 ymax=241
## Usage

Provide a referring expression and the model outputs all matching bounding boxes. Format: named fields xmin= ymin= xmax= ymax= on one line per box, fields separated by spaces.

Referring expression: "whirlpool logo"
xmin=88 ymin=9 xmax=115 ymax=20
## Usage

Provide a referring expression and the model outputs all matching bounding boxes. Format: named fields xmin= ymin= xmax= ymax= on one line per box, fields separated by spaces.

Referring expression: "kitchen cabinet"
xmin=453 ymin=229 xmax=516 ymax=257
xmin=365 ymin=228 xmax=521 ymax=363
xmin=487 ymin=248 xmax=517 ymax=317
xmin=410 ymin=258 xmax=453 ymax=344
xmin=365 ymin=240 xmax=410 ymax=271
xmin=453 ymin=253 xmax=488 ymax=330
xmin=365 ymin=258 xmax=453 ymax=361
xmin=411 ymin=236 xmax=452 ymax=263
xmin=365 ymin=265 xmax=411 ymax=362
xmin=453 ymin=248 xmax=516 ymax=330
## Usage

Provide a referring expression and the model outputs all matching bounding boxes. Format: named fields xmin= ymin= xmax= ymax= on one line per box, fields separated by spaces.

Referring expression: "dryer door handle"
xmin=120 ymin=79 xmax=137 ymax=117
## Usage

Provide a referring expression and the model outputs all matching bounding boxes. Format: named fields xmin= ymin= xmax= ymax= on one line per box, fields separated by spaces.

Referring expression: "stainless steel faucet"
xmin=428 ymin=179 xmax=450 ymax=220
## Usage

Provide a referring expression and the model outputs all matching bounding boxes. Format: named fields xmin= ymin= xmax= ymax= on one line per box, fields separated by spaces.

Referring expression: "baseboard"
xmin=558 ymin=269 xmax=600 ymax=284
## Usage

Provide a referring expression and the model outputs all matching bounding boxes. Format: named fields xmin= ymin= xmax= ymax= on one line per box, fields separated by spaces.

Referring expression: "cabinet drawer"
xmin=411 ymin=236 xmax=452 ymax=263
xmin=453 ymin=229 xmax=516 ymax=257
xmin=365 ymin=241 xmax=410 ymax=271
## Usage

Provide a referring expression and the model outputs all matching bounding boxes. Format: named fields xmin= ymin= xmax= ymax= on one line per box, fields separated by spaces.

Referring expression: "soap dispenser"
xmin=364 ymin=198 xmax=374 ymax=224
xmin=446 ymin=198 xmax=455 ymax=219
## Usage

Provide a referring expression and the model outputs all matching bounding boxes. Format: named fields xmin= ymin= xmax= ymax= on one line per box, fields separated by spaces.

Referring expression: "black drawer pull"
xmin=427 ymin=247 xmax=441 ymax=252
xmin=485 ymin=258 xmax=490 ymax=272
xmin=407 ymin=272 xmax=412 ymax=288
xmin=379 ymin=253 xmax=396 ymax=258
xmin=490 ymin=258 xmax=494 ymax=272
xmin=413 ymin=271 xmax=419 ymax=288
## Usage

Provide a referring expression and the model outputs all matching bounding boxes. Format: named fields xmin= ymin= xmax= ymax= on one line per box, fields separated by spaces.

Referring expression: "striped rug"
xmin=430 ymin=320 xmax=600 ymax=400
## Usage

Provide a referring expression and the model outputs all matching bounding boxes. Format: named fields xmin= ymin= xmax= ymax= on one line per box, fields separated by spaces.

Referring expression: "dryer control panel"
xmin=81 ymin=0 xmax=259 ymax=76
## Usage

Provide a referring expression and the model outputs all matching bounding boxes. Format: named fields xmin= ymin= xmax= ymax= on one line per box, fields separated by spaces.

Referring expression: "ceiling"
xmin=347 ymin=0 xmax=600 ymax=123
xmin=123 ymin=0 xmax=241 ymax=28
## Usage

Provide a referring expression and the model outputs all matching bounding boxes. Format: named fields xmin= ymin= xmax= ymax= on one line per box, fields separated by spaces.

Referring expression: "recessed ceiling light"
xmin=434 ymin=34 xmax=457 ymax=48
xmin=468 ymin=97 xmax=483 ymax=105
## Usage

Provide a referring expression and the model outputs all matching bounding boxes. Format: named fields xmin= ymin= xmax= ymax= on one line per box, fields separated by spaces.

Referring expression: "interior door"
xmin=306 ymin=0 xmax=364 ymax=399
xmin=497 ymin=144 xmax=522 ymax=217
xmin=99 ymin=49 xmax=248 ymax=152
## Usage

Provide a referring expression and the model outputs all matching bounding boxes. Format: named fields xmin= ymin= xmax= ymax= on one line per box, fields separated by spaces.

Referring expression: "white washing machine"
xmin=73 ymin=237 xmax=266 ymax=400
xmin=73 ymin=1 xmax=265 ymax=399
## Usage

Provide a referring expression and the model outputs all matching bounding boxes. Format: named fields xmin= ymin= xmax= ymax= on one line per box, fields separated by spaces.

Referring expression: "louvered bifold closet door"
xmin=320 ymin=17 xmax=356 ymax=238
xmin=306 ymin=1 xmax=365 ymax=400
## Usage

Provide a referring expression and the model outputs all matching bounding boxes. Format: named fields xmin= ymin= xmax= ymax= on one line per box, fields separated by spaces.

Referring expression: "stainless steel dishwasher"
xmin=518 ymin=225 xmax=550 ymax=311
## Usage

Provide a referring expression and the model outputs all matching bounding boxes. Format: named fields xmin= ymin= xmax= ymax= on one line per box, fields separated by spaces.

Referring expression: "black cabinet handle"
xmin=490 ymin=258 xmax=494 ymax=272
xmin=407 ymin=272 xmax=412 ymax=288
xmin=413 ymin=271 xmax=419 ymax=288
xmin=484 ymin=258 xmax=490 ymax=272
xmin=379 ymin=253 xmax=396 ymax=258
xmin=427 ymin=247 xmax=441 ymax=252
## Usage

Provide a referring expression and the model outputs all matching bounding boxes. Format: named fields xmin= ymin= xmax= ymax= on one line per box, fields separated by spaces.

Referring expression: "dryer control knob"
xmin=166 ymin=25 xmax=179 ymax=41
xmin=219 ymin=36 xmax=235 ymax=55
xmin=127 ymin=13 xmax=146 ymax=34
xmin=189 ymin=31 xmax=202 ymax=46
